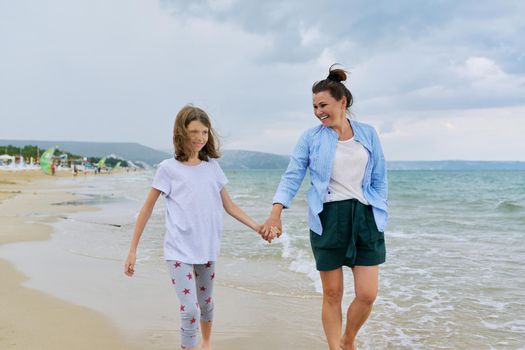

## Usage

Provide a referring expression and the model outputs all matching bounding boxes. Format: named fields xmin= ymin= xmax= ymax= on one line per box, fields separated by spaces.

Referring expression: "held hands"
xmin=258 ymin=215 xmax=283 ymax=243
xmin=255 ymin=224 xmax=273 ymax=243
xmin=257 ymin=225 xmax=279 ymax=243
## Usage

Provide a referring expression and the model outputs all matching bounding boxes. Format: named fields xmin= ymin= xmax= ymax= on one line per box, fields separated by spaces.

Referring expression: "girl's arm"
xmin=220 ymin=187 xmax=261 ymax=233
xmin=124 ymin=188 xmax=161 ymax=277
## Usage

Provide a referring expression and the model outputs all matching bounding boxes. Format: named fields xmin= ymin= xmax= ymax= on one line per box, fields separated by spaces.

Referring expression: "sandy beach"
xmin=0 ymin=170 xmax=327 ymax=350
xmin=0 ymin=170 xmax=140 ymax=350
xmin=3 ymin=169 xmax=525 ymax=349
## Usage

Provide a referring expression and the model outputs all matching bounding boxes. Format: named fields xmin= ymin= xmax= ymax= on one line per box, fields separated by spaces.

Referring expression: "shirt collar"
xmin=348 ymin=118 xmax=361 ymax=142
xmin=321 ymin=117 xmax=363 ymax=142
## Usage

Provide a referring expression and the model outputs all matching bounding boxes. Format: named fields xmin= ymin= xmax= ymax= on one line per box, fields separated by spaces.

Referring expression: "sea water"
xmin=9 ymin=169 xmax=525 ymax=349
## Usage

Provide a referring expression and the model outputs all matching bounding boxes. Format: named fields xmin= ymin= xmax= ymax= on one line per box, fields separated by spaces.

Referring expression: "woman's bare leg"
xmin=340 ymin=265 xmax=379 ymax=350
xmin=320 ymin=268 xmax=344 ymax=350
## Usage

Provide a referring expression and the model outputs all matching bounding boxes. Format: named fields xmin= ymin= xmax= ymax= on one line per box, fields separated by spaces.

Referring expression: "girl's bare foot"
xmin=201 ymin=342 xmax=211 ymax=350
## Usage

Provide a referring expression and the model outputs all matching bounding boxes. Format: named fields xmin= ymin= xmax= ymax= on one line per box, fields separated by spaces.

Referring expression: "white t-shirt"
xmin=326 ymin=137 xmax=369 ymax=205
xmin=152 ymin=158 xmax=228 ymax=264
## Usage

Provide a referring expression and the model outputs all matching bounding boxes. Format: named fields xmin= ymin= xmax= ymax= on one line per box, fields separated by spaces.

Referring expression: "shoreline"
xmin=0 ymin=170 xmax=139 ymax=350
xmin=0 ymin=170 xmax=327 ymax=349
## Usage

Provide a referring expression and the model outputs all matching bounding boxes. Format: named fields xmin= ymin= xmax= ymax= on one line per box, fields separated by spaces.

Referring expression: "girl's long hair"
xmin=172 ymin=105 xmax=220 ymax=162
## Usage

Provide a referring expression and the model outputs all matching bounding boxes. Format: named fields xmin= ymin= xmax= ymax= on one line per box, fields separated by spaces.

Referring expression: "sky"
xmin=1 ymin=0 xmax=524 ymax=160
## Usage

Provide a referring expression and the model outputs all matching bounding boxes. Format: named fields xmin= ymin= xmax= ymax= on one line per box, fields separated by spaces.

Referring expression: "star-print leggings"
xmin=166 ymin=260 xmax=215 ymax=349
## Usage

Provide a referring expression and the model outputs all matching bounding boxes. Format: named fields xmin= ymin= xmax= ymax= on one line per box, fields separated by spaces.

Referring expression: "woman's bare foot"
xmin=340 ymin=336 xmax=355 ymax=350
xmin=201 ymin=341 xmax=212 ymax=350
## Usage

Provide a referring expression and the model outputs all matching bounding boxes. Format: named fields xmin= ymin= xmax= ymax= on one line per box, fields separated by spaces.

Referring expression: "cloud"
xmin=458 ymin=56 xmax=506 ymax=80
xmin=1 ymin=0 xmax=524 ymax=160
xmin=379 ymin=105 xmax=525 ymax=160
xmin=158 ymin=0 xmax=525 ymax=117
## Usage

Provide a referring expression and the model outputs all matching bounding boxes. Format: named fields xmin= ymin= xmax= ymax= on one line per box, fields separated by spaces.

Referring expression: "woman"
xmin=262 ymin=65 xmax=388 ymax=350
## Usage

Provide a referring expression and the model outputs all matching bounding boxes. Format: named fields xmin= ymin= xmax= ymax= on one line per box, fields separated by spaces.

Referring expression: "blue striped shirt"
xmin=273 ymin=118 xmax=388 ymax=235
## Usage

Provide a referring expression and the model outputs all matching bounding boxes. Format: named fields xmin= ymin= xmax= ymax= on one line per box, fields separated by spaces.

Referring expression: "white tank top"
xmin=326 ymin=137 xmax=369 ymax=204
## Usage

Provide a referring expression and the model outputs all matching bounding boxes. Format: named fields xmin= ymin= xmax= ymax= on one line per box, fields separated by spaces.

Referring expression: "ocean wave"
xmin=481 ymin=319 xmax=525 ymax=333
xmin=280 ymin=231 xmax=322 ymax=293
xmin=231 ymin=193 xmax=261 ymax=200
xmin=496 ymin=201 xmax=525 ymax=212
xmin=385 ymin=230 xmax=411 ymax=238
xmin=217 ymin=282 xmax=321 ymax=299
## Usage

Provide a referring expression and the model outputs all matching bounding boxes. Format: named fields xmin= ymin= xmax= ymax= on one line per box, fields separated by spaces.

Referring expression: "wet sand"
xmin=0 ymin=170 xmax=327 ymax=349
xmin=0 ymin=170 xmax=139 ymax=350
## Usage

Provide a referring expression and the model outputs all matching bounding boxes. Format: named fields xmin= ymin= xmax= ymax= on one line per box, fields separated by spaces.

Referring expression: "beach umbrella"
xmin=40 ymin=147 xmax=55 ymax=174
xmin=97 ymin=157 xmax=106 ymax=168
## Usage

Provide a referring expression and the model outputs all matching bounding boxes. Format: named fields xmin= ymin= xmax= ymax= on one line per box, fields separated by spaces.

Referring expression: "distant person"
xmin=51 ymin=162 xmax=55 ymax=176
xmin=73 ymin=164 xmax=78 ymax=176
xmin=261 ymin=65 xmax=388 ymax=350
xmin=124 ymin=105 xmax=271 ymax=350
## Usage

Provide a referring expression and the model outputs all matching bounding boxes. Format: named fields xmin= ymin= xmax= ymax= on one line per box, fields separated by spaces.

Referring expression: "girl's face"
xmin=312 ymin=91 xmax=347 ymax=127
xmin=186 ymin=120 xmax=209 ymax=153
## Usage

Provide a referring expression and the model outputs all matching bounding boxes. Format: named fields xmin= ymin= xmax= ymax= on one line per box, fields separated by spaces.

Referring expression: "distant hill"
xmin=159 ymin=149 xmax=290 ymax=169
xmin=0 ymin=139 xmax=170 ymax=165
xmin=0 ymin=140 xmax=289 ymax=168
xmin=218 ymin=150 xmax=289 ymax=170
xmin=3 ymin=140 xmax=524 ymax=170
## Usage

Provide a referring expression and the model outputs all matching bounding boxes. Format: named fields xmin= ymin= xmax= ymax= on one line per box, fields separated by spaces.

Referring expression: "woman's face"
xmin=186 ymin=120 xmax=209 ymax=153
xmin=312 ymin=90 xmax=346 ymax=127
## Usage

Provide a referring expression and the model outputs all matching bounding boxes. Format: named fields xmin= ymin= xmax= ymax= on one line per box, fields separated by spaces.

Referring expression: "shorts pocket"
xmin=310 ymin=205 xmax=343 ymax=249
xmin=365 ymin=206 xmax=384 ymax=242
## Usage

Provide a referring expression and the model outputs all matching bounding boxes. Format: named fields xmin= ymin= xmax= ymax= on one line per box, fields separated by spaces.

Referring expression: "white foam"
xmin=278 ymin=227 xmax=322 ymax=293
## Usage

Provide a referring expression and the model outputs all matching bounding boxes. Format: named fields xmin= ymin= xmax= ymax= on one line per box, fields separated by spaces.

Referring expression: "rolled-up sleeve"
xmin=272 ymin=131 xmax=310 ymax=208
xmin=370 ymin=128 xmax=388 ymax=207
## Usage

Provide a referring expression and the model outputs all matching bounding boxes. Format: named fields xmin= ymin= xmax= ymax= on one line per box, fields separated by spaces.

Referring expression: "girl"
xmin=124 ymin=105 xmax=264 ymax=350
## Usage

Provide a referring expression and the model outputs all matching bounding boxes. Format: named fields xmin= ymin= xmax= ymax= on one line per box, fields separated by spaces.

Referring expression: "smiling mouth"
xmin=319 ymin=115 xmax=329 ymax=120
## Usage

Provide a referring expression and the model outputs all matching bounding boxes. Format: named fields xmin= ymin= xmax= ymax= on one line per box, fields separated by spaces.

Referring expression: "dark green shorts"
xmin=310 ymin=199 xmax=386 ymax=271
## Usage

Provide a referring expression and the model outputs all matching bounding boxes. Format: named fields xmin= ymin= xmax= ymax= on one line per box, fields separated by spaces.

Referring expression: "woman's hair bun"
xmin=326 ymin=63 xmax=347 ymax=83
xmin=312 ymin=63 xmax=353 ymax=110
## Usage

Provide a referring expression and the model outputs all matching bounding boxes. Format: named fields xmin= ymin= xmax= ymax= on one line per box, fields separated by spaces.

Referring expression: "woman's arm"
xmin=370 ymin=128 xmax=388 ymax=203
xmin=262 ymin=131 xmax=310 ymax=240
xmin=124 ymin=188 xmax=161 ymax=277
xmin=272 ymin=131 xmax=310 ymax=208
xmin=260 ymin=203 xmax=283 ymax=242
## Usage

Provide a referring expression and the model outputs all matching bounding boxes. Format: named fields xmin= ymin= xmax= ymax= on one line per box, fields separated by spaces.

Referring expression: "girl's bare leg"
xmin=200 ymin=320 xmax=212 ymax=350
